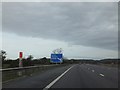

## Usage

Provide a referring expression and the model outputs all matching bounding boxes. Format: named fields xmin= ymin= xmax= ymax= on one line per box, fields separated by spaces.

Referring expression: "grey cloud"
xmin=2 ymin=2 xmax=118 ymax=50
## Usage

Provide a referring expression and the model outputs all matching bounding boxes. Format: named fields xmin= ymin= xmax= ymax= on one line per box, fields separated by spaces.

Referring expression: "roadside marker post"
xmin=19 ymin=52 xmax=23 ymax=67
xmin=18 ymin=52 xmax=23 ymax=76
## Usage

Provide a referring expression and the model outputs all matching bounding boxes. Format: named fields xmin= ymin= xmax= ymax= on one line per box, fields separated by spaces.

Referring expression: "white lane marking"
xmin=99 ymin=74 xmax=104 ymax=77
xmin=92 ymin=70 xmax=94 ymax=72
xmin=43 ymin=65 xmax=74 ymax=90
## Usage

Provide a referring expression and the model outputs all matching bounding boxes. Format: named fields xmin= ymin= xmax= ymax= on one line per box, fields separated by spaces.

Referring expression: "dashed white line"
xmin=43 ymin=65 xmax=74 ymax=90
xmin=92 ymin=70 xmax=94 ymax=72
xmin=99 ymin=74 xmax=104 ymax=77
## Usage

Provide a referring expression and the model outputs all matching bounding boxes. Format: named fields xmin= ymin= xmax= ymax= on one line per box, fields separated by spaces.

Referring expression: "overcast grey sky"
xmin=1 ymin=2 xmax=118 ymax=59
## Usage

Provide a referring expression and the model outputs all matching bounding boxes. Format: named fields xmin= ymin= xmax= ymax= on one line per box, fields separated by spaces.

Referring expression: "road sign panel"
xmin=51 ymin=54 xmax=63 ymax=63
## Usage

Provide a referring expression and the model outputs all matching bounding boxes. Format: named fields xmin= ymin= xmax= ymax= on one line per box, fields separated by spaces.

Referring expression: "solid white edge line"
xmin=43 ymin=65 xmax=74 ymax=90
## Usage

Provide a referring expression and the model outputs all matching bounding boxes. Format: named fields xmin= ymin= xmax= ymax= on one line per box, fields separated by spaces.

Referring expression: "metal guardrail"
xmin=0 ymin=65 xmax=56 ymax=71
xmin=2 ymin=65 xmax=59 ymax=82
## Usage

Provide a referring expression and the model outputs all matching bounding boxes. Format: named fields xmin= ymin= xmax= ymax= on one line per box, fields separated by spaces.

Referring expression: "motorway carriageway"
xmin=2 ymin=64 xmax=119 ymax=89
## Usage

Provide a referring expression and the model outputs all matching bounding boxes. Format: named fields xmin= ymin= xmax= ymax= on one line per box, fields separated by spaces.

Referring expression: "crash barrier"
xmin=1 ymin=64 xmax=61 ymax=82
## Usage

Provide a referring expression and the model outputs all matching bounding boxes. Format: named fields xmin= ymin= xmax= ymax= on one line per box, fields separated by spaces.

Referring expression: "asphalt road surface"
xmin=2 ymin=64 xmax=118 ymax=89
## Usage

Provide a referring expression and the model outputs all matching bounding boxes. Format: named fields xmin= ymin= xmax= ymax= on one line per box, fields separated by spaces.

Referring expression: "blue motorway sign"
xmin=51 ymin=54 xmax=63 ymax=63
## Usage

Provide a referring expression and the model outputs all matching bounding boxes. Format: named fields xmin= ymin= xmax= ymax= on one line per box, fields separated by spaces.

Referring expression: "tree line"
xmin=0 ymin=50 xmax=119 ymax=68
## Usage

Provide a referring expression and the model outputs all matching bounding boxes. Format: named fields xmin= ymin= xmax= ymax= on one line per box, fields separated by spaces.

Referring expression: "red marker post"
xmin=19 ymin=52 xmax=23 ymax=67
